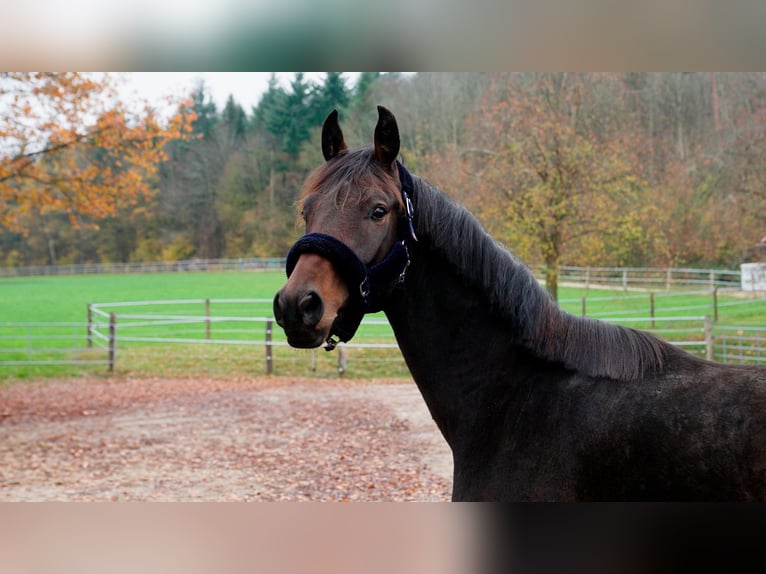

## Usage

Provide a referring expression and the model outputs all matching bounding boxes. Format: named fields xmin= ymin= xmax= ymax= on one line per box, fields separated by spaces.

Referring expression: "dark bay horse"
xmin=273 ymin=106 xmax=766 ymax=501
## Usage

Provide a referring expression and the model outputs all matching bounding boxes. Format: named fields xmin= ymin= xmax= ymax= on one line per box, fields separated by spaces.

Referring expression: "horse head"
xmin=273 ymin=106 xmax=414 ymax=349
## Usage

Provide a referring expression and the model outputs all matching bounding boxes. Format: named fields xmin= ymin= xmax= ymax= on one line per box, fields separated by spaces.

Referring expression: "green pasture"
xmin=1 ymin=271 xmax=765 ymax=381
xmin=0 ymin=271 xmax=286 ymax=323
xmin=0 ymin=271 xmax=400 ymax=380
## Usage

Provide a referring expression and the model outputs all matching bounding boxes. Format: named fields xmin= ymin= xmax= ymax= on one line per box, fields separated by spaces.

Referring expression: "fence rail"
xmin=538 ymin=265 xmax=743 ymax=290
xmin=714 ymin=327 xmax=766 ymax=364
xmin=0 ymin=258 xmax=286 ymax=277
xmin=3 ymin=295 xmax=765 ymax=374
xmin=84 ymin=299 xmax=404 ymax=376
xmin=84 ymin=298 xmax=766 ymax=372
xmin=0 ymin=322 xmax=112 ymax=367
xmin=1 ymin=259 xmax=747 ymax=290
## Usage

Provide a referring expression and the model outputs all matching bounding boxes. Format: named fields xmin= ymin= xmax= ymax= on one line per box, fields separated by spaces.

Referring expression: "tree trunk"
xmin=543 ymin=230 xmax=561 ymax=302
xmin=544 ymin=264 xmax=559 ymax=302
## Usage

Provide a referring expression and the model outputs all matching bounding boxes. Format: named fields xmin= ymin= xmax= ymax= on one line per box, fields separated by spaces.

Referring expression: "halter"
xmin=285 ymin=161 xmax=417 ymax=350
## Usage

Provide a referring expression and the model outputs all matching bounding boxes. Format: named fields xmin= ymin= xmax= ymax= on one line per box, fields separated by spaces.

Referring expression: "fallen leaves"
xmin=0 ymin=376 xmax=451 ymax=501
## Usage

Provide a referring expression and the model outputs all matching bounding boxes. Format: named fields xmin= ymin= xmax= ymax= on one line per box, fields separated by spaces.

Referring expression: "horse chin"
xmin=284 ymin=328 xmax=330 ymax=349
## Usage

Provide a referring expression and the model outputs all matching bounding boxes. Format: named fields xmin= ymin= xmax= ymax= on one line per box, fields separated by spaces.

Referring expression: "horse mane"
xmin=410 ymin=174 xmax=669 ymax=382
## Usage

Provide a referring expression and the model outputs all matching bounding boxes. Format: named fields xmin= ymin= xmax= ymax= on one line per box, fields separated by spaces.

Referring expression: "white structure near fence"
xmin=741 ymin=262 xmax=766 ymax=291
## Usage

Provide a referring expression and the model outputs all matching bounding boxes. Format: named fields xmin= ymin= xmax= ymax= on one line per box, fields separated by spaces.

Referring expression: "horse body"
xmin=274 ymin=106 xmax=766 ymax=501
xmin=384 ymin=178 xmax=766 ymax=501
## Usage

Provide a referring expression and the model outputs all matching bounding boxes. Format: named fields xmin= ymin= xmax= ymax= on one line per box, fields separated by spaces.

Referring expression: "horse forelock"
xmin=410 ymin=176 xmax=668 ymax=382
xmin=300 ymin=148 xmax=403 ymax=216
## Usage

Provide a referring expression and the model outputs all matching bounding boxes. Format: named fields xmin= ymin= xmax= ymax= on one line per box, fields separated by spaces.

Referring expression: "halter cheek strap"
xmin=284 ymin=161 xmax=416 ymax=349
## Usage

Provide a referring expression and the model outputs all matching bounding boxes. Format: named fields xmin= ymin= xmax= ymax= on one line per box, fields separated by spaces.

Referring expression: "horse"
xmin=273 ymin=106 xmax=766 ymax=501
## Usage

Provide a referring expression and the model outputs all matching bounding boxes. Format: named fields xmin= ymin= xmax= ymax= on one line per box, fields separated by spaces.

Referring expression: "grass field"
xmin=2 ymin=271 xmax=765 ymax=381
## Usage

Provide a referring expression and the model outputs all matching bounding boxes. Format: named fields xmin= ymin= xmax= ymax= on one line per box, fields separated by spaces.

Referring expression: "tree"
xmin=158 ymin=85 xmax=232 ymax=259
xmin=282 ymin=72 xmax=313 ymax=159
xmin=221 ymin=94 xmax=246 ymax=143
xmin=0 ymin=72 xmax=195 ymax=234
xmin=350 ymin=72 xmax=381 ymax=110
xmin=252 ymin=73 xmax=288 ymax=135
xmin=189 ymin=81 xmax=218 ymax=139
xmin=310 ymin=72 xmax=350 ymax=122
xmin=462 ymin=73 xmax=650 ymax=300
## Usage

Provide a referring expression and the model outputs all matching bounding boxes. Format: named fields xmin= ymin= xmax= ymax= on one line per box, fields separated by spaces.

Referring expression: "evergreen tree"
xmin=190 ymin=81 xmax=218 ymax=139
xmin=252 ymin=73 xmax=287 ymax=136
xmin=282 ymin=72 xmax=313 ymax=159
xmin=311 ymin=72 xmax=350 ymax=121
xmin=351 ymin=72 xmax=381 ymax=109
xmin=222 ymin=94 xmax=247 ymax=142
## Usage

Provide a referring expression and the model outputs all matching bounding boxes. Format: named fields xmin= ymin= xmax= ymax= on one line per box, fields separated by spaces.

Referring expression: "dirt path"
xmin=0 ymin=376 xmax=452 ymax=501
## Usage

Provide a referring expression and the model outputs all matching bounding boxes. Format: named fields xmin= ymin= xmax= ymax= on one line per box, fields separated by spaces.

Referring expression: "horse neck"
xmin=381 ymin=177 xmax=669 ymax=445
xmin=382 ymin=234 xmax=538 ymax=447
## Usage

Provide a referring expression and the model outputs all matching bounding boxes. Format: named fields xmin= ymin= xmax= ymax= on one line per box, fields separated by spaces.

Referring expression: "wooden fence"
xmin=0 ymin=321 xmax=114 ymax=369
xmin=0 ymin=257 xmax=286 ymax=277
xmin=84 ymin=299 xmax=403 ymax=376
xmin=3 ymin=289 xmax=765 ymax=374
xmin=548 ymin=265 xmax=742 ymax=290
xmin=81 ymin=300 xmax=762 ymax=372
xmin=714 ymin=327 xmax=766 ymax=365
xmin=1 ymin=260 xmax=745 ymax=290
xmin=8 ymin=311 xmax=763 ymax=374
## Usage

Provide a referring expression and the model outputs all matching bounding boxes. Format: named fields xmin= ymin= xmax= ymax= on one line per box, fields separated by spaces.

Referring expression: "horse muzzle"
xmin=273 ymin=252 xmax=350 ymax=349
xmin=273 ymin=286 xmax=327 ymax=349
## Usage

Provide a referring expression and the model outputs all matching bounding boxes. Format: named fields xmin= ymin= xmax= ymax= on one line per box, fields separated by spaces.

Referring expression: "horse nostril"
xmin=273 ymin=291 xmax=285 ymax=326
xmin=298 ymin=290 xmax=324 ymax=328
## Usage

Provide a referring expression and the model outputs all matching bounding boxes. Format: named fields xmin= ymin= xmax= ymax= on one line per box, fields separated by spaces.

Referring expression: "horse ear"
xmin=373 ymin=105 xmax=400 ymax=167
xmin=321 ymin=109 xmax=347 ymax=161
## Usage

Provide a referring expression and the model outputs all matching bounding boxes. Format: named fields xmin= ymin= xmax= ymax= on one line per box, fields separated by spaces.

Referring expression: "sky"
xmin=117 ymin=72 xmax=358 ymax=114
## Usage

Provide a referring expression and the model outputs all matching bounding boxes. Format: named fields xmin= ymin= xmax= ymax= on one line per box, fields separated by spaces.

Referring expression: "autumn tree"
xmin=158 ymin=84 xmax=228 ymax=259
xmin=461 ymin=73 xmax=651 ymax=300
xmin=0 ymin=73 xmax=195 ymax=234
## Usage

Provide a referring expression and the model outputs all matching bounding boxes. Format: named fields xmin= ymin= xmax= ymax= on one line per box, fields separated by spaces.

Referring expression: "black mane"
xmin=411 ymin=175 xmax=668 ymax=382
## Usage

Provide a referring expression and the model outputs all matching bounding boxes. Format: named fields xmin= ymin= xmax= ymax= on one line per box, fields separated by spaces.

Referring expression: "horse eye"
xmin=370 ymin=205 xmax=388 ymax=221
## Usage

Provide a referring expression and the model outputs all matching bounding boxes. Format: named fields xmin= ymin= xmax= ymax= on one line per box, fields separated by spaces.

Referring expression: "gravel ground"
xmin=0 ymin=376 xmax=453 ymax=501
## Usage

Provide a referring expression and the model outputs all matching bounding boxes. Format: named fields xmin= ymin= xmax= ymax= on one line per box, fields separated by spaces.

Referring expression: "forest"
xmin=2 ymin=72 xmax=765 ymax=291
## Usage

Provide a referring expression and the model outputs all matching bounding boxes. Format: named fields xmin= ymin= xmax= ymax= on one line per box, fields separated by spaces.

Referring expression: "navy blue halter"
xmin=285 ymin=161 xmax=417 ymax=349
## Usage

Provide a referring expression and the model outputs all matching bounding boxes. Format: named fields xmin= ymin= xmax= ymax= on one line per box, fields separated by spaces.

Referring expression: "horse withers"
xmin=274 ymin=106 xmax=766 ymax=501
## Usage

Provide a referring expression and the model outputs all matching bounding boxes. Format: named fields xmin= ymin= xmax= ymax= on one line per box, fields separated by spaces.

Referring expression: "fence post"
xmin=737 ymin=331 xmax=745 ymax=364
xmin=265 ymin=319 xmax=273 ymax=375
xmin=581 ymin=297 xmax=587 ymax=317
xmin=86 ymin=303 xmax=93 ymax=348
xmin=622 ymin=269 xmax=628 ymax=291
xmin=108 ymin=312 xmax=116 ymax=372
xmin=712 ymin=288 xmax=719 ymax=323
xmin=704 ymin=315 xmax=713 ymax=361
xmin=205 ymin=298 xmax=211 ymax=340
xmin=650 ymin=293 xmax=655 ymax=329
xmin=337 ymin=345 xmax=347 ymax=376
xmin=666 ymin=268 xmax=672 ymax=291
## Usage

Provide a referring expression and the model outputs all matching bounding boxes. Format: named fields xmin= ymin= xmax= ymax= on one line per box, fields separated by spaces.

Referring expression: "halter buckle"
xmin=403 ymin=193 xmax=417 ymax=242
xmin=324 ymin=336 xmax=339 ymax=351
xmin=359 ymin=276 xmax=371 ymax=303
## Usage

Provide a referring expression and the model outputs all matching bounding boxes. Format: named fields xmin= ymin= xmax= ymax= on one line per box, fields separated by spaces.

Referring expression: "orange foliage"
xmin=0 ymin=72 xmax=196 ymax=233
